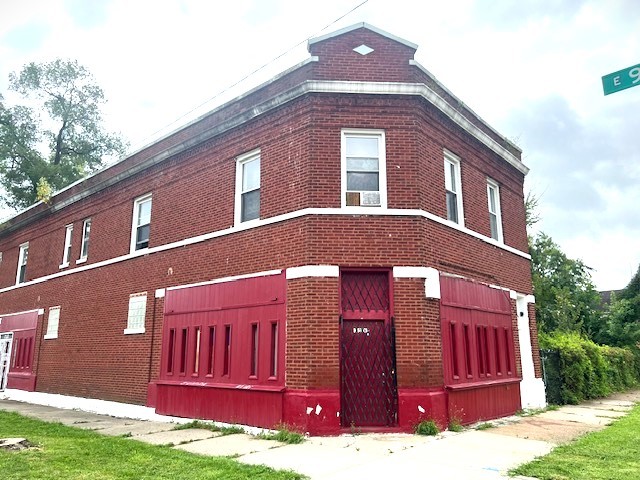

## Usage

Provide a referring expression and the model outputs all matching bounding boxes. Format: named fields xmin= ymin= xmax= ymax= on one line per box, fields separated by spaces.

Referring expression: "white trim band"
xmin=166 ymin=269 xmax=282 ymax=292
xmin=0 ymin=208 xmax=530 ymax=295
xmin=393 ymin=266 xmax=441 ymax=299
xmin=286 ymin=265 xmax=339 ymax=279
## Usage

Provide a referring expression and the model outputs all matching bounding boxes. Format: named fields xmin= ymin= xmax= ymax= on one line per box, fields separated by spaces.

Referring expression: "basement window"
xmin=124 ymin=292 xmax=147 ymax=334
xmin=342 ymin=130 xmax=387 ymax=208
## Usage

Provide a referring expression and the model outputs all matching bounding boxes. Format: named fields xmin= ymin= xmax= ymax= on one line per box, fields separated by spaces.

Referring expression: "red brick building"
xmin=0 ymin=24 xmax=545 ymax=434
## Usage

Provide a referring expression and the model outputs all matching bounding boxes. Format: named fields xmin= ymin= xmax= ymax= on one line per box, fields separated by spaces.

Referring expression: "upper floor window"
xmin=342 ymin=130 xmax=386 ymax=208
xmin=235 ymin=150 xmax=260 ymax=224
xmin=487 ymin=179 xmax=503 ymax=242
xmin=60 ymin=224 xmax=73 ymax=268
xmin=444 ymin=151 xmax=464 ymax=226
xmin=78 ymin=218 xmax=91 ymax=262
xmin=131 ymin=194 xmax=152 ymax=252
xmin=16 ymin=242 xmax=29 ymax=285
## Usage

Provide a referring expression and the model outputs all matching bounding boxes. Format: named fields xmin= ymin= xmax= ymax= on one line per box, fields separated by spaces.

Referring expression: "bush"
xmin=540 ymin=331 xmax=640 ymax=405
xmin=415 ymin=420 xmax=439 ymax=436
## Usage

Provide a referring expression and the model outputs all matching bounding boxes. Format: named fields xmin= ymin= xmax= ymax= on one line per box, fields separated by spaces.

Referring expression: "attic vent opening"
xmin=353 ymin=44 xmax=374 ymax=55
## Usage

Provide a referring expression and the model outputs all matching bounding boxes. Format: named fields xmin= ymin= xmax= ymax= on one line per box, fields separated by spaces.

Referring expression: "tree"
xmin=530 ymin=232 xmax=602 ymax=334
xmin=0 ymin=59 xmax=127 ymax=210
xmin=524 ymin=190 xmax=541 ymax=229
xmin=595 ymin=265 xmax=640 ymax=348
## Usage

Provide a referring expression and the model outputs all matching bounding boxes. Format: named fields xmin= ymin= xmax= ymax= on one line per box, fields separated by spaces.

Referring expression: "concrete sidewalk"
xmin=1 ymin=390 xmax=639 ymax=479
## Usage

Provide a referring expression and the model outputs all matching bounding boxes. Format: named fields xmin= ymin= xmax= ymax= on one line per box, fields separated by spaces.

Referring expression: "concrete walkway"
xmin=1 ymin=390 xmax=639 ymax=479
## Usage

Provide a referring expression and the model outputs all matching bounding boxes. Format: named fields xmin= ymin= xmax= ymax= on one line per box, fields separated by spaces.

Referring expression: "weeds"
xmin=257 ymin=427 xmax=305 ymax=444
xmin=475 ymin=422 xmax=494 ymax=430
xmin=172 ymin=420 xmax=244 ymax=436
xmin=447 ymin=418 xmax=464 ymax=432
xmin=414 ymin=420 xmax=439 ymax=436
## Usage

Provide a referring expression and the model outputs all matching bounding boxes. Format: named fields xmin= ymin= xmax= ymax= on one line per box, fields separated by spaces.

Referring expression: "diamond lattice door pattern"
xmin=340 ymin=271 xmax=397 ymax=427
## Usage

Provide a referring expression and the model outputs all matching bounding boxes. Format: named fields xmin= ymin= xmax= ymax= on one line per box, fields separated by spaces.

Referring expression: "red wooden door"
xmin=340 ymin=271 xmax=397 ymax=427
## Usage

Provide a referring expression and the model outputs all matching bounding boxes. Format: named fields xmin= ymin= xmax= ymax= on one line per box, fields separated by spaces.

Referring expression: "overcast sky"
xmin=1 ymin=0 xmax=638 ymax=290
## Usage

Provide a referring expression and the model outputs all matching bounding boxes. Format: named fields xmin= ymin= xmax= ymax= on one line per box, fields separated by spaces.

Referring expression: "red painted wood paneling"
xmin=448 ymin=381 xmax=521 ymax=424
xmin=156 ymin=273 xmax=286 ymax=425
xmin=440 ymin=276 xmax=521 ymax=424
xmin=155 ymin=383 xmax=283 ymax=429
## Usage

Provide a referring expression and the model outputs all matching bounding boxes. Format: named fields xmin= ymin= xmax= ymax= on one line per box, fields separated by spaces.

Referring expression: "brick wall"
xmin=528 ymin=303 xmax=543 ymax=378
xmin=393 ymin=279 xmax=443 ymax=386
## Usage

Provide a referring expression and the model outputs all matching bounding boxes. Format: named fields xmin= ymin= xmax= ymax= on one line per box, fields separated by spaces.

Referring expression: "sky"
xmin=0 ymin=0 xmax=638 ymax=290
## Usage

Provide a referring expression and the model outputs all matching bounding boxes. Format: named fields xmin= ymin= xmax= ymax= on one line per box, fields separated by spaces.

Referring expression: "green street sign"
xmin=602 ymin=63 xmax=640 ymax=95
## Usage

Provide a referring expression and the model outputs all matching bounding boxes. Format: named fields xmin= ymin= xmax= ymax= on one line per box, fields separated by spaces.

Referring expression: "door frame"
xmin=0 ymin=332 xmax=14 ymax=392
xmin=339 ymin=268 xmax=397 ymax=427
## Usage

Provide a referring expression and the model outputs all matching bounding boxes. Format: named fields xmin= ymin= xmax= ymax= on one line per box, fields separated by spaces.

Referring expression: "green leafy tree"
xmin=530 ymin=232 xmax=601 ymax=334
xmin=0 ymin=59 xmax=127 ymax=210
xmin=595 ymin=266 xmax=640 ymax=348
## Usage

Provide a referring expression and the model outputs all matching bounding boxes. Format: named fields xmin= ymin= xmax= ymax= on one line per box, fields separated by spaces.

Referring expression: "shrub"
xmin=540 ymin=331 xmax=640 ymax=405
xmin=415 ymin=420 xmax=439 ymax=436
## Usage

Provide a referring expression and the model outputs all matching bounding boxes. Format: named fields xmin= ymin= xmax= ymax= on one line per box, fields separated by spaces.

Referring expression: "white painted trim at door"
xmin=286 ymin=265 xmax=340 ymax=279
xmin=516 ymin=293 xmax=546 ymax=409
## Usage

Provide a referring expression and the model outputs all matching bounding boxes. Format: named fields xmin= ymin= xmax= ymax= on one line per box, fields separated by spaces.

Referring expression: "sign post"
xmin=602 ymin=63 xmax=640 ymax=95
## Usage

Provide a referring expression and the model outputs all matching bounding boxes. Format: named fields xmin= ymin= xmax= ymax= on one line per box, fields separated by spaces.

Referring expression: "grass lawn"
xmin=0 ymin=411 xmax=305 ymax=480
xmin=512 ymin=404 xmax=640 ymax=480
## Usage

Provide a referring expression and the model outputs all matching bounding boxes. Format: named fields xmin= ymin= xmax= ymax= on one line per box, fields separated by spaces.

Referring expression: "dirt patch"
xmin=607 ymin=390 xmax=640 ymax=403
xmin=485 ymin=417 xmax=601 ymax=444
xmin=0 ymin=437 xmax=39 ymax=451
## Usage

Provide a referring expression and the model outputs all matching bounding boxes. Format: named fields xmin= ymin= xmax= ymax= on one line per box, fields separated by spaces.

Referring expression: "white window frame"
xmin=44 ymin=306 xmax=61 ymax=340
xmin=59 ymin=224 xmax=74 ymax=268
xmin=124 ymin=292 xmax=147 ymax=335
xmin=16 ymin=242 xmax=29 ymax=285
xmin=444 ymin=150 xmax=464 ymax=226
xmin=341 ymin=129 xmax=387 ymax=208
xmin=234 ymin=149 xmax=261 ymax=225
xmin=487 ymin=179 xmax=504 ymax=242
xmin=130 ymin=194 xmax=152 ymax=253
xmin=77 ymin=218 xmax=91 ymax=263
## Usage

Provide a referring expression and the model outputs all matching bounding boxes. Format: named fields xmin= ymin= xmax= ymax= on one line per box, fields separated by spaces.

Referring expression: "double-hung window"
xmin=444 ymin=151 xmax=464 ymax=225
xmin=342 ymin=130 xmax=386 ymax=208
xmin=131 ymin=194 xmax=152 ymax=252
xmin=16 ymin=242 xmax=29 ymax=285
xmin=235 ymin=150 xmax=260 ymax=224
xmin=60 ymin=224 xmax=73 ymax=268
xmin=487 ymin=179 xmax=503 ymax=242
xmin=78 ymin=218 xmax=91 ymax=262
